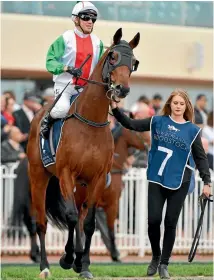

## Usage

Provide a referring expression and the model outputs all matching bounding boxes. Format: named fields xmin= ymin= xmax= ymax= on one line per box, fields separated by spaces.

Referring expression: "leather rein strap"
xmin=188 ymin=193 xmax=213 ymax=262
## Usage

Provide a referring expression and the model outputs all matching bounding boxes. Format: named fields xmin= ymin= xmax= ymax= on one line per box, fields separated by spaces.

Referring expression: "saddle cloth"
xmin=39 ymin=94 xmax=79 ymax=167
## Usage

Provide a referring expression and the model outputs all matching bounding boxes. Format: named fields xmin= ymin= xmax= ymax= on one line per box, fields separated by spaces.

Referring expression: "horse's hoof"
xmin=59 ymin=254 xmax=73 ymax=270
xmin=73 ymin=262 xmax=82 ymax=273
xmin=112 ymin=256 xmax=121 ymax=263
xmin=79 ymin=271 xmax=93 ymax=279
xmin=39 ymin=268 xmax=51 ymax=278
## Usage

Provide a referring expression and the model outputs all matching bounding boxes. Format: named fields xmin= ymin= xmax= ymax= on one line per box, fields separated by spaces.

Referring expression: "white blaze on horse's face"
xmin=110 ymin=28 xmax=140 ymax=99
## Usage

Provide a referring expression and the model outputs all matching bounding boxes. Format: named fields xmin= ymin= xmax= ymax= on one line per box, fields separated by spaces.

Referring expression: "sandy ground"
xmin=1 ymin=254 xmax=213 ymax=264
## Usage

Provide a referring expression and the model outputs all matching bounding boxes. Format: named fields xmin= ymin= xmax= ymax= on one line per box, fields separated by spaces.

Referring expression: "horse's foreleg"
xmin=29 ymin=166 xmax=50 ymax=277
xmin=59 ymin=168 xmax=78 ymax=270
xmin=79 ymin=205 xmax=96 ymax=279
xmin=73 ymin=220 xmax=85 ymax=273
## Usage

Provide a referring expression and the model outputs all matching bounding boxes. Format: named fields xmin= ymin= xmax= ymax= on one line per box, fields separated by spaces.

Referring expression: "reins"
xmin=188 ymin=193 xmax=213 ymax=262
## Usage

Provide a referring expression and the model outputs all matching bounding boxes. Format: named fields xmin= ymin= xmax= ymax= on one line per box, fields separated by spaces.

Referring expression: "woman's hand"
xmin=110 ymin=100 xmax=117 ymax=109
xmin=19 ymin=152 xmax=26 ymax=159
xmin=124 ymin=155 xmax=136 ymax=169
xmin=202 ymin=184 xmax=211 ymax=198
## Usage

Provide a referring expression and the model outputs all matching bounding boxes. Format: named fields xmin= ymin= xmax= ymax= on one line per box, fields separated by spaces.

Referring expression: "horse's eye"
xmin=109 ymin=52 xmax=116 ymax=65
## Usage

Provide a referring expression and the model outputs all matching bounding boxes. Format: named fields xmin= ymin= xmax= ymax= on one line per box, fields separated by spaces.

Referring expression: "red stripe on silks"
xmin=74 ymin=33 xmax=93 ymax=86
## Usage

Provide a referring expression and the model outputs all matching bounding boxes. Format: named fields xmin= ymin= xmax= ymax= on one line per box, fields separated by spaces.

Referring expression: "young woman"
xmin=111 ymin=89 xmax=211 ymax=279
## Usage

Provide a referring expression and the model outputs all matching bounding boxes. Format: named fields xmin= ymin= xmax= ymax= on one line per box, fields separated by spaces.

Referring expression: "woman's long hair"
xmin=161 ymin=88 xmax=195 ymax=122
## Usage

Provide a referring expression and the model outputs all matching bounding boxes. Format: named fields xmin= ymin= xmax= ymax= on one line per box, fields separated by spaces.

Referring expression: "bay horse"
xmin=27 ymin=28 xmax=140 ymax=278
xmin=75 ymin=119 xmax=150 ymax=262
xmin=98 ymin=124 xmax=150 ymax=261
xmin=7 ymin=123 xmax=148 ymax=264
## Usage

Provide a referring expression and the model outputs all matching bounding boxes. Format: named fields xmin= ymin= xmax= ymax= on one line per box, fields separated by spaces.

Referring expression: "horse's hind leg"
xmin=105 ymin=202 xmax=121 ymax=262
xmin=59 ymin=168 xmax=78 ymax=269
xmin=29 ymin=164 xmax=50 ymax=278
xmin=19 ymin=159 xmax=40 ymax=263
xmin=23 ymin=206 xmax=40 ymax=263
xmin=96 ymin=207 xmax=112 ymax=252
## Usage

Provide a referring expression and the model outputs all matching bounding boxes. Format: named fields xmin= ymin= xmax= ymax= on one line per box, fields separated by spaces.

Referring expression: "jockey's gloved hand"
xmin=66 ymin=66 xmax=82 ymax=78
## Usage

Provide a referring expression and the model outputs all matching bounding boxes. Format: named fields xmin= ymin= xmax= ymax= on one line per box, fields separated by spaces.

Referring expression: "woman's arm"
xmin=192 ymin=133 xmax=211 ymax=185
xmin=112 ymin=107 xmax=151 ymax=132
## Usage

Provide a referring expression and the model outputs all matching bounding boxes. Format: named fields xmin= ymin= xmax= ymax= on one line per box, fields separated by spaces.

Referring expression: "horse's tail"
xmin=45 ymin=176 xmax=68 ymax=230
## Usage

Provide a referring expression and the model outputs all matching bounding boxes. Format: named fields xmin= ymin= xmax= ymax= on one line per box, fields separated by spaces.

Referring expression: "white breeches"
xmin=50 ymin=84 xmax=78 ymax=119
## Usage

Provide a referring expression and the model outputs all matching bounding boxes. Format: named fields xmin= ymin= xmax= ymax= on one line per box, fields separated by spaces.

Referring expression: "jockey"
xmin=40 ymin=1 xmax=104 ymax=139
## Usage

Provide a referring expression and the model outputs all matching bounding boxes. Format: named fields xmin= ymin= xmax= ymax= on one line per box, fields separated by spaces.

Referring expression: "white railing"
xmin=1 ymin=163 xmax=213 ymax=256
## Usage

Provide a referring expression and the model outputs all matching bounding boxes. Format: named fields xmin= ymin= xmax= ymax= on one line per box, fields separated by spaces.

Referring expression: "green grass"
xmin=1 ymin=263 xmax=213 ymax=279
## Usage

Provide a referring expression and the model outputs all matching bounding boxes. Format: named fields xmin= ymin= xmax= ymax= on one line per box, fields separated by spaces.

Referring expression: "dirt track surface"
xmin=1 ymin=254 xmax=213 ymax=264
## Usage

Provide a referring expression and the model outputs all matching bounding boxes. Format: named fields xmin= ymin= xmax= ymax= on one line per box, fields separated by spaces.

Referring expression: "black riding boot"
xmin=40 ymin=113 xmax=56 ymax=140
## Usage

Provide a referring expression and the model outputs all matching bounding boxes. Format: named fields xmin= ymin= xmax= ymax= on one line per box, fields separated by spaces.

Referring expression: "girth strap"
xmin=111 ymin=168 xmax=128 ymax=175
xmin=64 ymin=98 xmax=110 ymax=128
xmin=65 ymin=112 xmax=110 ymax=128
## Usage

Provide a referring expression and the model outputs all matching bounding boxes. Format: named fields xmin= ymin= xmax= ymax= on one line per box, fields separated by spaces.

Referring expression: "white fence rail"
xmin=1 ymin=163 xmax=213 ymax=256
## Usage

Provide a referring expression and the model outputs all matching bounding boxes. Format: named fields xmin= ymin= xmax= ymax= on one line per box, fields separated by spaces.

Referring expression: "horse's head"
xmin=102 ymin=28 xmax=140 ymax=101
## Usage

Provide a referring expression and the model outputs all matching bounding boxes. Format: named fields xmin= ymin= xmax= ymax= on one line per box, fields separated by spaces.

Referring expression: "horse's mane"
xmin=90 ymin=44 xmax=111 ymax=78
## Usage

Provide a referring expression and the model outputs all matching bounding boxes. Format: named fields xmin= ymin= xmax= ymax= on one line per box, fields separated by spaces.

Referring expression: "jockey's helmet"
xmin=72 ymin=1 xmax=99 ymax=22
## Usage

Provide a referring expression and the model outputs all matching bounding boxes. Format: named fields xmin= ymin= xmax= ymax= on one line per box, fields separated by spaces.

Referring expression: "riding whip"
xmin=47 ymin=54 xmax=92 ymax=114
xmin=188 ymin=193 xmax=213 ymax=262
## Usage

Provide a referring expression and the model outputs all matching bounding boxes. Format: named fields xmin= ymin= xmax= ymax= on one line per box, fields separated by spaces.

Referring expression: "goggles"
xmin=78 ymin=13 xmax=97 ymax=23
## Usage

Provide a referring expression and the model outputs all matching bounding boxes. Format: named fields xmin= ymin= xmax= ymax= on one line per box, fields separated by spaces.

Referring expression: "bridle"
xmin=64 ymin=40 xmax=139 ymax=127
xmin=76 ymin=40 xmax=139 ymax=102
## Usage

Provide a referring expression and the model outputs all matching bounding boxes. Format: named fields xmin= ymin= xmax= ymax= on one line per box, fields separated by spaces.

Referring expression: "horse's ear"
xmin=113 ymin=28 xmax=122 ymax=45
xmin=129 ymin=32 xmax=140 ymax=49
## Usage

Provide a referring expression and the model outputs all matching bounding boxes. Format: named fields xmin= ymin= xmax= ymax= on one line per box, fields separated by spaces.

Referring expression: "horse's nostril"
xmin=123 ymin=86 xmax=130 ymax=94
xmin=115 ymin=85 xmax=122 ymax=90
xmin=115 ymin=84 xmax=130 ymax=98
xmin=115 ymin=85 xmax=130 ymax=93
